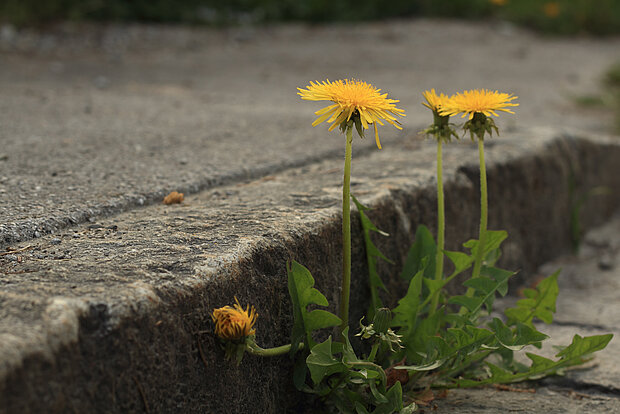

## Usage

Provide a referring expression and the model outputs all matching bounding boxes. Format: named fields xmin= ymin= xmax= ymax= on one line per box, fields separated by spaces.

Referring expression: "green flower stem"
xmin=339 ymin=126 xmax=354 ymax=339
xmin=467 ymin=138 xmax=488 ymax=297
xmin=367 ymin=342 xmax=380 ymax=362
xmin=246 ymin=340 xmax=302 ymax=357
xmin=430 ymin=138 xmax=445 ymax=315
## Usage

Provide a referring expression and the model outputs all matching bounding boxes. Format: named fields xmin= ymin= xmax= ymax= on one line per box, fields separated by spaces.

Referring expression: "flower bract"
xmin=439 ymin=89 xmax=518 ymax=120
xmin=298 ymin=79 xmax=405 ymax=149
xmin=211 ymin=297 xmax=258 ymax=341
xmin=422 ymin=89 xmax=459 ymax=142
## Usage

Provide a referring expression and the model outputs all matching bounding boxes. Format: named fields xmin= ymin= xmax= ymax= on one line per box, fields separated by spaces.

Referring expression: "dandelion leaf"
xmin=504 ymin=270 xmax=560 ymax=327
xmin=401 ymin=225 xmax=436 ymax=282
xmin=352 ymin=195 xmax=392 ymax=320
xmin=306 ymin=336 xmax=347 ymax=385
xmin=287 ymin=261 xmax=341 ymax=355
xmin=463 ymin=230 xmax=508 ymax=261
xmin=449 ymin=333 xmax=613 ymax=387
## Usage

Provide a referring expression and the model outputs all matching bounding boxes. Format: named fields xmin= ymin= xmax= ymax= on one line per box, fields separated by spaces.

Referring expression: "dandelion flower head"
xmin=422 ymin=89 xmax=451 ymax=113
xmin=211 ymin=297 xmax=258 ymax=341
xmin=298 ymin=79 xmax=405 ymax=149
xmin=440 ymin=89 xmax=518 ymax=120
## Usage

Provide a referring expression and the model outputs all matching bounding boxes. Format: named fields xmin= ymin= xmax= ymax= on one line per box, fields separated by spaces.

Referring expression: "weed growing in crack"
xmin=210 ymin=82 xmax=612 ymax=413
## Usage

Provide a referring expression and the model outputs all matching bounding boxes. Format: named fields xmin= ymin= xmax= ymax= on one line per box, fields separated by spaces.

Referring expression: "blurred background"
xmin=1 ymin=0 xmax=620 ymax=36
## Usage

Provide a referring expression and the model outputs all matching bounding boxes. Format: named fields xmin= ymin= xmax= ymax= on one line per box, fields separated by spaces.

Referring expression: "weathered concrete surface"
xmin=1 ymin=20 xmax=619 ymax=247
xmin=0 ymin=127 xmax=619 ymax=412
xmin=435 ymin=215 xmax=620 ymax=413
xmin=1 ymin=19 xmax=620 ymax=413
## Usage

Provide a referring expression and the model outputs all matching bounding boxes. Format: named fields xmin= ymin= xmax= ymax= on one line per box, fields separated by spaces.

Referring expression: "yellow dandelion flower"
xmin=440 ymin=89 xmax=519 ymax=120
xmin=422 ymin=89 xmax=450 ymax=112
xmin=211 ymin=297 xmax=258 ymax=341
xmin=422 ymin=89 xmax=459 ymax=142
xmin=298 ymin=79 xmax=405 ymax=149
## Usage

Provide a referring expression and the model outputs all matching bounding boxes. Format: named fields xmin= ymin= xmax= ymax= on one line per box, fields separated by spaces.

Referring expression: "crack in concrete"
xmin=550 ymin=319 xmax=614 ymax=332
xmin=541 ymin=377 xmax=620 ymax=398
xmin=0 ymin=130 xmax=406 ymax=249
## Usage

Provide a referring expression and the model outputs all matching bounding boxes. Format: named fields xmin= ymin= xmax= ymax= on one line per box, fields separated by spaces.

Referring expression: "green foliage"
xmin=352 ymin=195 xmax=393 ymax=321
xmin=400 ymin=225 xmax=436 ymax=282
xmin=287 ymin=260 xmax=341 ymax=354
xmin=448 ymin=333 xmax=613 ymax=388
xmin=283 ymin=206 xmax=612 ymax=412
xmin=360 ymin=212 xmax=611 ymax=404
xmin=305 ymin=329 xmax=415 ymax=413
xmin=504 ymin=270 xmax=559 ymax=327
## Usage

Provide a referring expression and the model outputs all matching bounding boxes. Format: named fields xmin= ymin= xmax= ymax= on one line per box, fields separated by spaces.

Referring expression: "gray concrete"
xmin=1 ymin=20 xmax=619 ymax=247
xmin=0 ymin=19 xmax=620 ymax=413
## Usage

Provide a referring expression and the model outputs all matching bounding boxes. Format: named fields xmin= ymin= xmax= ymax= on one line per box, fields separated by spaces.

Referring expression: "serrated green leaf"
xmin=373 ymin=382 xmax=404 ymax=414
xmin=504 ymin=270 xmax=560 ymax=327
xmin=480 ymin=266 xmax=513 ymax=297
xmin=445 ymin=326 xmax=495 ymax=358
xmin=423 ymin=277 xmax=445 ymax=297
xmin=453 ymin=267 xmax=514 ymax=317
xmin=306 ymin=336 xmax=347 ymax=385
xmin=369 ymin=380 xmax=389 ymax=404
xmin=448 ymin=295 xmax=481 ymax=312
xmin=488 ymin=318 xmax=548 ymax=351
xmin=555 ymin=334 xmax=613 ymax=359
xmin=306 ymin=309 xmax=343 ymax=333
xmin=288 ymin=261 xmax=341 ymax=355
xmin=392 ymin=269 xmax=424 ymax=330
xmin=463 ymin=230 xmax=507 ymax=260
xmin=340 ymin=327 xmax=359 ymax=363
xmin=445 ymin=250 xmax=474 ymax=275
xmin=352 ymin=195 xmax=392 ymax=321
xmin=445 ymin=333 xmax=613 ymax=388
xmin=401 ymin=225 xmax=436 ymax=282
xmin=463 ymin=276 xmax=496 ymax=294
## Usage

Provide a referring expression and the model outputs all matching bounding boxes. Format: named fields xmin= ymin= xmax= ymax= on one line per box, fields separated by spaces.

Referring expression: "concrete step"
xmin=1 ymin=127 xmax=619 ymax=412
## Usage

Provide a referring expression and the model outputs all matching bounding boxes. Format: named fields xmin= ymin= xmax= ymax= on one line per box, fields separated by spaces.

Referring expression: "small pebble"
xmin=51 ymin=238 xmax=61 ymax=245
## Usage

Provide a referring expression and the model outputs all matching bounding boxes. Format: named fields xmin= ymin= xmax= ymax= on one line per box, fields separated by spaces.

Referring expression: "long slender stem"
xmin=367 ymin=342 xmax=380 ymax=362
xmin=339 ymin=126 xmax=353 ymax=339
xmin=470 ymin=138 xmax=488 ymax=282
xmin=246 ymin=341 xmax=302 ymax=357
xmin=430 ymin=139 xmax=445 ymax=315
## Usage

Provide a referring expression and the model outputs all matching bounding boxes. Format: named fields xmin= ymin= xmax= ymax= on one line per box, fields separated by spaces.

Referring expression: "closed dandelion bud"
xmin=372 ymin=308 xmax=392 ymax=335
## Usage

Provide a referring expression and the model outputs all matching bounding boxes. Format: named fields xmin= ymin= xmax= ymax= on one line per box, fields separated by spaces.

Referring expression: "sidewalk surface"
xmin=1 ymin=19 xmax=620 ymax=412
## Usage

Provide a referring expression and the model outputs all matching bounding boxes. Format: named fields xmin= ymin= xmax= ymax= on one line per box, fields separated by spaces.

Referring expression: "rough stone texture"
xmin=432 ymin=386 xmax=620 ymax=413
xmin=1 ymin=20 xmax=619 ymax=248
xmin=0 ymin=128 xmax=619 ymax=412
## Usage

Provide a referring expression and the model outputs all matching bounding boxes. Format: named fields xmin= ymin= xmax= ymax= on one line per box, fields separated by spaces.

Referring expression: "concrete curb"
xmin=1 ymin=128 xmax=619 ymax=412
